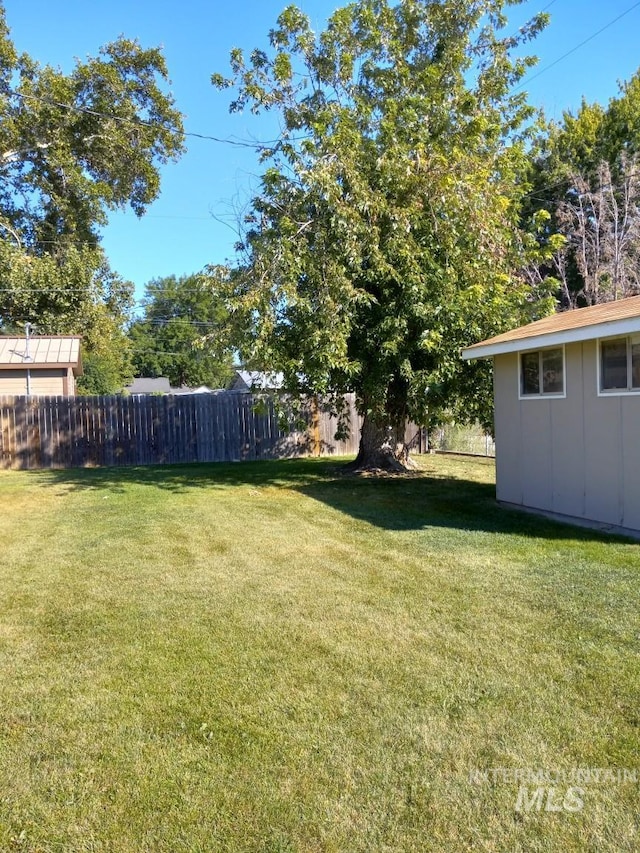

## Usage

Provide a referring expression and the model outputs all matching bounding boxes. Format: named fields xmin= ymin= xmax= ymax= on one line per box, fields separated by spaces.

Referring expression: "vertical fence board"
xmin=166 ymin=396 xmax=176 ymax=463
xmin=203 ymin=396 xmax=213 ymax=462
xmin=187 ymin=396 xmax=198 ymax=462
xmin=187 ymin=397 xmax=196 ymax=462
xmin=132 ymin=395 xmax=143 ymax=466
xmin=26 ymin=398 xmax=40 ymax=469
xmin=12 ymin=397 xmax=25 ymax=469
xmin=194 ymin=395 xmax=204 ymax=462
xmin=171 ymin=396 xmax=181 ymax=463
xmin=175 ymin=396 xmax=185 ymax=463
xmin=206 ymin=395 xmax=217 ymax=462
xmin=0 ymin=398 xmax=12 ymax=468
xmin=218 ymin=394 xmax=228 ymax=461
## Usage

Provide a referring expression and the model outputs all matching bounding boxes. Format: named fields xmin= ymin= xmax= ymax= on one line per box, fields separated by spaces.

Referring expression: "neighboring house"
xmin=124 ymin=378 xmax=219 ymax=395
xmin=462 ymin=296 xmax=640 ymax=537
xmin=229 ymin=370 xmax=285 ymax=392
xmin=0 ymin=335 xmax=82 ymax=397
xmin=125 ymin=377 xmax=172 ymax=395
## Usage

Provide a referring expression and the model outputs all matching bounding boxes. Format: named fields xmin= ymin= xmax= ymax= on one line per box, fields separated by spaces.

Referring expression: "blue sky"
xmin=3 ymin=0 xmax=640 ymax=310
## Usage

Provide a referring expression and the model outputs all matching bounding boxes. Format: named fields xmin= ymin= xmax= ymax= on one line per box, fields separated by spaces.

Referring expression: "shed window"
xmin=520 ymin=347 xmax=564 ymax=397
xmin=600 ymin=337 xmax=640 ymax=392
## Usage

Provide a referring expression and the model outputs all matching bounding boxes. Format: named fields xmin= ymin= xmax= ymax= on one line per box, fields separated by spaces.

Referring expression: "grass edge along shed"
xmin=462 ymin=296 xmax=640 ymax=538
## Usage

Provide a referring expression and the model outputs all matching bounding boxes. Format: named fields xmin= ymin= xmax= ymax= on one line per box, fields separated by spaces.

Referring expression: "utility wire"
xmin=2 ymin=1 xmax=639 ymax=257
xmin=0 ymin=0 xmax=574 ymax=158
xmin=4 ymin=164 xmax=640 ymax=287
xmin=514 ymin=0 xmax=640 ymax=92
xmin=1 ymin=0 xmax=633 ymax=155
xmin=10 ymin=89 xmax=290 ymax=152
xmin=3 ymin=164 xmax=638 ymax=254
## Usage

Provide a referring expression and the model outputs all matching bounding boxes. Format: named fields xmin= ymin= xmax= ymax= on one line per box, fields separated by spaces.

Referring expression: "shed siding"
xmin=493 ymin=354 xmax=522 ymax=505
xmin=0 ymin=369 xmax=67 ymax=397
xmin=621 ymin=395 xmax=640 ymax=531
xmin=520 ymin=396 xmax=552 ymax=511
xmin=549 ymin=343 xmax=585 ymax=518
xmin=494 ymin=339 xmax=640 ymax=532
xmin=583 ymin=406 xmax=623 ymax=526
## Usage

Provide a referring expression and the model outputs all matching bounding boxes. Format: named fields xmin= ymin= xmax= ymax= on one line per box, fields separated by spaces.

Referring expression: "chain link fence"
xmin=428 ymin=422 xmax=495 ymax=457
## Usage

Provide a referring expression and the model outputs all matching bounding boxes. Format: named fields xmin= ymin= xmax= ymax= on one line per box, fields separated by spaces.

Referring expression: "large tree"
xmin=129 ymin=270 xmax=235 ymax=389
xmin=0 ymin=3 xmax=185 ymax=391
xmin=211 ymin=0 xmax=553 ymax=469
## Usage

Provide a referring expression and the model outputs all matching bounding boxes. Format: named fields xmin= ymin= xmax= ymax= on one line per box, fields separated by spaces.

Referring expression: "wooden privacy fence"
xmin=0 ymin=392 xmax=365 ymax=470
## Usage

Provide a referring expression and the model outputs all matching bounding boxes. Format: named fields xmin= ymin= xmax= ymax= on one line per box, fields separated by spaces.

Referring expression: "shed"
xmin=0 ymin=335 xmax=82 ymax=397
xmin=462 ymin=296 xmax=640 ymax=536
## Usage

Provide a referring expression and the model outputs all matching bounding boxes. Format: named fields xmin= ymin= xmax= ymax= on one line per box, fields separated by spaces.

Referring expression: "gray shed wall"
xmin=493 ymin=340 xmax=640 ymax=532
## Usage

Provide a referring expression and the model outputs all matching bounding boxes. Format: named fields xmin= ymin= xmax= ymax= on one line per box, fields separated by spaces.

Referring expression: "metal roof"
xmin=125 ymin=377 xmax=172 ymax=394
xmin=232 ymin=370 xmax=285 ymax=390
xmin=462 ymin=296 xmax=640 ymax=360
xmin=0 ymin=336 xmax=82 ymax=369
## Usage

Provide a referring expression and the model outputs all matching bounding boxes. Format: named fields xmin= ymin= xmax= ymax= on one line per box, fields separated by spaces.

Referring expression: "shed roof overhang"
xmin=0 ymin=336 xmax=82 ymax=374
xmin=461 ymin=296 xmax=640 ymax=360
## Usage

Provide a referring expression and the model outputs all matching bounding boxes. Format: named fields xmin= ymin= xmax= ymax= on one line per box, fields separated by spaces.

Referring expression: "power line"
xmin=10 ymin=89 xmax=290 ymax=152
xmin=129 ymin=349 xmax=222 ymax=356
xmin=2 ymin=165 xmax=637 ymax=253
xmin=133 ymin=319 xmax=225 ymax=327
xmin=3 ymin=7 xmax=640 ymax=260
xmin=0 ymin=288 xmax=225 ymax=297
xmin=514 ymin=0 xmax=640 ymax=92
xmin=2 ymin=162 xmax=639 ymax=261
xmin=2 ymin=1 xmax=635 ymax=163
xmin=0 ymin=1 xmax=562 ymax=161
xmin=110 ymin=212 xmax=219 ymax=221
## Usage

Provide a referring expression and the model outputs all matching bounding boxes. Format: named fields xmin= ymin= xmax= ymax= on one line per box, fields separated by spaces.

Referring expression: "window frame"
xmin=597 ymin=335 xmax=640 ymax=396
xmin=518 ymin=345 xmax=566 ymax=400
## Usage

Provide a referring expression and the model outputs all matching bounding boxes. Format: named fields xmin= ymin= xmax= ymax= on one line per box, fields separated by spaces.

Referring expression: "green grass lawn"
xmin=0 ymin=454 xmax=638 ymax=852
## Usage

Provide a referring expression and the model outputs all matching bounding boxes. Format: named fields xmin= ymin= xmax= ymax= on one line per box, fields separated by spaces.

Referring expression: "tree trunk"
xmin=344 ymin=412 xmax=416 ymax=473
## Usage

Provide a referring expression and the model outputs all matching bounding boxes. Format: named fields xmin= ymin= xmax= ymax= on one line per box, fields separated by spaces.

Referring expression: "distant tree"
xmin=79 ymin=347 xmax=132 ymax=395
xmin=553 ymin=158 xmax=640 ymax=307
xmin=212 ymin=0 xmax=553 ymax=468
xmin=602 ymin=71 xmax=640 ymax=165
xmin=526 ymin=68 xmax=640 ymax=307
xmin=0 ymin=243 xmax=135 ymax=393
xmin=0 ymin=2 xmax=185 ymax=390
xmin=129 ymin=270 xmax=235 ymax=389
xmin=76 ymin=292 xmax=135 ymax=395
xmin=0 ymin=5 xmax=184 ymax=251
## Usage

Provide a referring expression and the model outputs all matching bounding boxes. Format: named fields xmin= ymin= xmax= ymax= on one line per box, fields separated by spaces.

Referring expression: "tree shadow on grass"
xmin=24 ymin=457 xmax=638 ymax=545
xmin=30 ymin=457 xmax=332 ymax=493
xmin=296 ymin=473 xmax=639 ymax=545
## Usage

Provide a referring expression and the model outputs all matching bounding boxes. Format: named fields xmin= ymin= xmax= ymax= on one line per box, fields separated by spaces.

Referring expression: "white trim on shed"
xmin=462 ymin=316 xmax=640 ymax=360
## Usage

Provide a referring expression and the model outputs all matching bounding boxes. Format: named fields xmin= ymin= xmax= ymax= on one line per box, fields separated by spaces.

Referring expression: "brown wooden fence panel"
xmin=0 ymin=392 xmax=367 ymax=470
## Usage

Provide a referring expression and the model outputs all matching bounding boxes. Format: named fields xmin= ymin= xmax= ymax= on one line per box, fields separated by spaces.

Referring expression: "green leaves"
xmin=0 ymin=2 xmax=185 ymax=392
xmin=525 ymin=66 xmax=640 ymax=308
xmin=213 ymin=0 xmax=549 ymax=440
xmin=1 ymin=20 xmax=184 ymax=248
xmin=129 ymin=271 xmax=235 ymax=390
